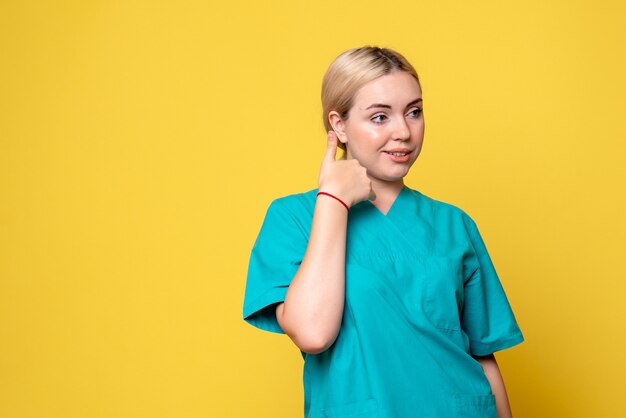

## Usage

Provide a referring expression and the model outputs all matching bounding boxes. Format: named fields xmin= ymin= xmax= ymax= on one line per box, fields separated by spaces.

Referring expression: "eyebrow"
xmin=365 ymin=98 xmax=423 ymax=110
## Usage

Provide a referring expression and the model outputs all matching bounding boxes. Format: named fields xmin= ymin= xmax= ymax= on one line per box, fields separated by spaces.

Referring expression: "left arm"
xmin=473 ymin=354 xmax=513 ymax=418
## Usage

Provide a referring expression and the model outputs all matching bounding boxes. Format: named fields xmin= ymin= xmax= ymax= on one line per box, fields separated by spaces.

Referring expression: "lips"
xmin=383 ymin=149 xmax=412 ymax=156
xmin=383 ymin=149 xmax=413 ymax=163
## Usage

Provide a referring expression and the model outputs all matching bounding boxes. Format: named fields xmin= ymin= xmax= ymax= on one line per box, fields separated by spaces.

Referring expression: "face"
xmin=332 ymin=71 xmax=424 ymax=187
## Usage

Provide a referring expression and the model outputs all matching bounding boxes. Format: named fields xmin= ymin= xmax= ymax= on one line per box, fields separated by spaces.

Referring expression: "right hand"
xmin=318 ymin=131 xmax=375 ymax=207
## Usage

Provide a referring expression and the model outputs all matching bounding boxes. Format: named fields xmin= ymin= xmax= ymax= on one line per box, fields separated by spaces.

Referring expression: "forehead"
xmin=353 ymin=71 xmax=422 ymax=109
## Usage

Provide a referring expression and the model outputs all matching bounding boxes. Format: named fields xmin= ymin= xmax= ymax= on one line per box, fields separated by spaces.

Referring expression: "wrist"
xmin=317 ymin=191 xmax=350 ymax=211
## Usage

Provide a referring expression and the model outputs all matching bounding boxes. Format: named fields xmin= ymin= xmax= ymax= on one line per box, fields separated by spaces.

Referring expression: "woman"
xmin=243 ymin=46 xmax=524 ymax=418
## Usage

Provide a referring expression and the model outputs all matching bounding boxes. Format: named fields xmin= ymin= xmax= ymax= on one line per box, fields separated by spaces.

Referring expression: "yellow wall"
xmin=1 ymin=1 xmax=625 ymax=416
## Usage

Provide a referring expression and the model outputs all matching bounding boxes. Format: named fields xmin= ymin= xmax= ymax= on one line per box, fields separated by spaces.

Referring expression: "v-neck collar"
xmin=346 ymin=186 xmax=428 ymax=261
xmin=364 ymin=185 xmax=409 ymax=218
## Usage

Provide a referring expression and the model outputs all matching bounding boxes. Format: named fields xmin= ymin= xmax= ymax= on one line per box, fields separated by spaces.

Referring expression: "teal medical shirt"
xmin=243 ymin=187 xmax=524 ymax=418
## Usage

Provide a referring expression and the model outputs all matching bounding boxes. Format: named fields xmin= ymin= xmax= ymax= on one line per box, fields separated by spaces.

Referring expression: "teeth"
xmin=388 ymin=152 xmax=407 ymax=156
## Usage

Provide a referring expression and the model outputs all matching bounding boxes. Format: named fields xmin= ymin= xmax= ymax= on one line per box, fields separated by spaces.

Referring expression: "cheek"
xmin=349 ymin=124 xmax=384 ymax=144
xmin=412 ymin=123 xmax=425 ymax=140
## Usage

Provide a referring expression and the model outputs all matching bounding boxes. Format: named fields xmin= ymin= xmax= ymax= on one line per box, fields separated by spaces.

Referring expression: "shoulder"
xmin=408 ymin=188 xmax=489 ymax=256
xmin=260 ymin=189 xmax=318 ymax=236
xmin=266 ymin=188 xmax=318 ymax=219
xmin=269 ymin=188 xmax=318 ymax=211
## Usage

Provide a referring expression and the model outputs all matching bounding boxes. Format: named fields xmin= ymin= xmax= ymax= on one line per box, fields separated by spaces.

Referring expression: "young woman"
xmin=243 ymin=46 xmax=524 ymax=418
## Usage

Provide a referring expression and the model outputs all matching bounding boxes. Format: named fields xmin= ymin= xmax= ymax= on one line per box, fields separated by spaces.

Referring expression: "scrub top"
xmin=243 ymin=186 xmax=524 ymax=418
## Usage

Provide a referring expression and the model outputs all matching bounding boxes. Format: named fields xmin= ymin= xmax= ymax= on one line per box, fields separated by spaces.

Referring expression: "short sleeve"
xmin=242 ymin=198 xmax=309 ymax=333
xmin=461 ymin=215 xmax=524 ymax=356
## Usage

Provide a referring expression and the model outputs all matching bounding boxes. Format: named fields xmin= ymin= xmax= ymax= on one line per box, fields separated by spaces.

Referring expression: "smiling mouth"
xmin=384 ymin=151 xmax=410 ymax=157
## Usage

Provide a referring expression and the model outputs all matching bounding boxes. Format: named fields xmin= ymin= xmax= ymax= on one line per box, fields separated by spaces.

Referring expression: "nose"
xmin=393 ymin=117 xmax=411 ymax=141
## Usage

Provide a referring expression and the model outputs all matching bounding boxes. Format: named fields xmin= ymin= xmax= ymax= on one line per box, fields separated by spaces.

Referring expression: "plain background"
xmin=1 ymin=0 xmax=625 ymax=417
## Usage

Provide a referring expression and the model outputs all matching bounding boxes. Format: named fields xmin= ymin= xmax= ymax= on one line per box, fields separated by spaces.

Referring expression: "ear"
xmin=328 ymin=111 xmax=348 ymax=145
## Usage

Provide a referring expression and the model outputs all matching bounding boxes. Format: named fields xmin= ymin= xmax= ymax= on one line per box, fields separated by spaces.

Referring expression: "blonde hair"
xmin=321 ymin=46 xmax=420 ymax=149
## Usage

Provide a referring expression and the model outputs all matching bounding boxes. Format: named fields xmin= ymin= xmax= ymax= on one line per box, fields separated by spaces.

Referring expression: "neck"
xmin=370 ymin=179 xmax=405 ymax=215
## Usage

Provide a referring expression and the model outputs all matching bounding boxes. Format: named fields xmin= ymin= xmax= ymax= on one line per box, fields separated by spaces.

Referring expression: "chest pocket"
xmin=347 ymin=253 xmax=465 ymax=332
xmin=421 ymin=255 xmax=464 ymax=331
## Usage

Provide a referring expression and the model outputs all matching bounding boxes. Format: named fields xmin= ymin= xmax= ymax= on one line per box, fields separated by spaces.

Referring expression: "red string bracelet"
xmin=316 ymin=191 xmax=350 ymax=212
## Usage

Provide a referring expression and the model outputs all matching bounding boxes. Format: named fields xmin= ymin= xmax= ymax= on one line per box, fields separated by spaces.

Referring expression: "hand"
xmin=318 ymin=131 xmax=375 ymax=207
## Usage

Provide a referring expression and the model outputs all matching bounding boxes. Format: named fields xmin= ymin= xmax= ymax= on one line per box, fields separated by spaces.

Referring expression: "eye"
xmin=407 ymin=108 xmax=423 ymax=118
xmin=371 ymin=114 xmax=387 ymax=124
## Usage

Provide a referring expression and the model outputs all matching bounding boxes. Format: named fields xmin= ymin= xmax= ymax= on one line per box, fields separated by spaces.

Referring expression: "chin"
xmin=369 ymin=164 xmax=414 ymax=183
xmin=387 ymin=168 xmax=411 ymax=180
xmin=378 ymin=172 xmax=408 ymax=183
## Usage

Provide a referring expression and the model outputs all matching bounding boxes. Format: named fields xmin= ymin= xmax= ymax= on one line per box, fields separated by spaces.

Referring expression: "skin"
xmin=275 ymin=70 xmax=513 ymax=416
xmin=330 ymin=70 xmax=425 ymax=214
xmin=474 ymin=354 xmax=514 ymax=418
